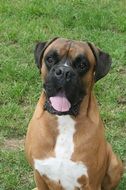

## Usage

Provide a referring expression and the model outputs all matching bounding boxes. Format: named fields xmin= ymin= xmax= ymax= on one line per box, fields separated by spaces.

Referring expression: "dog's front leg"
xmin=34 ymin=170 xmax=49 ymax=190
xmin=101 ymin=143 xmax=123 ymax=190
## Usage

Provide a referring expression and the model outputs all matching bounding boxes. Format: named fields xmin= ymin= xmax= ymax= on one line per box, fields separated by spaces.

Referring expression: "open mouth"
xmin=44 ymin=83 xmax=84 ymax=116
xmin=49 ymin=90 xmax=71 ymax=112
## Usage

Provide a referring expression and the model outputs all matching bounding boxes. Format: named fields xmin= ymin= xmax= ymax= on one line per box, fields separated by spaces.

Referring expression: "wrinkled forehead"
xmin=43 ymin=38 xmax=95 ymax=64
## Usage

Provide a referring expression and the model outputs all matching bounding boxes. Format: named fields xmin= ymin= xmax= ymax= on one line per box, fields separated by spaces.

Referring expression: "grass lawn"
xmin=0 ymin=0 xmax=126 ymax=189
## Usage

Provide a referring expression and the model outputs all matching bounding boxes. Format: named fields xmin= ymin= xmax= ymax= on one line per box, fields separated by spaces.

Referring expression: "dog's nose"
xmin=54 ymin=66 xmax=71 ymax=81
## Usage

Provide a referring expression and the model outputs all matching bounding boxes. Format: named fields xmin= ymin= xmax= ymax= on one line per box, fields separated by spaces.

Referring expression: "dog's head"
xmin=34 ymin=38 xmax=112 ymax=116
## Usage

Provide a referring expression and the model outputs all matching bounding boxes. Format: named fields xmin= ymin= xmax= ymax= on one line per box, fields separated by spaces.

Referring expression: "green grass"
xmin=0 ymin=0 xmax=126 ymax=189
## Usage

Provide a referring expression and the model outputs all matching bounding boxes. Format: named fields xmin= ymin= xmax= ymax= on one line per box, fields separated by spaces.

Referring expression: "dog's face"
xmin=34 ymin=38 xmax=111 ymax=116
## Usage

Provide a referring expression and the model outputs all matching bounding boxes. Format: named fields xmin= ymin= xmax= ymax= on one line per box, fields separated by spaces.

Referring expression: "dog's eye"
xmin=45 ymin=51 xmax=60 ymax=70
xmin=47 ymin=56 xmax=54 ymax=64
xmin=74 ymin=56 xmax=89 ymax=74
xmin=77 ymin=62 xmax=88 ymax=70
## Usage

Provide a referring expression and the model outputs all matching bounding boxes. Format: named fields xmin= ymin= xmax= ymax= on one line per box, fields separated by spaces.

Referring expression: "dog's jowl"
xmin=25 ymin=38 xmax=123 ymax=190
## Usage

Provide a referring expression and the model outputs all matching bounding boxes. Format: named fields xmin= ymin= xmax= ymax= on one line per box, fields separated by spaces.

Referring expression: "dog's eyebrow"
xmin=74 ymin=54 xmax=89 ymax=62
xmin=45 ymin=49 xmax=59 ymax=59
xmin=40 ymin=37 xmax=59 ymax=59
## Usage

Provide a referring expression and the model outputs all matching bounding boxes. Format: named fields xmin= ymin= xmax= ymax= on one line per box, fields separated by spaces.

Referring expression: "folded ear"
xmin=34 ymin=37 xmax=59 ymax=70
xmin=88 ymin=42 xmax=112 ymax=82
xmin=34 ymin=42 xmax=47 ymax=69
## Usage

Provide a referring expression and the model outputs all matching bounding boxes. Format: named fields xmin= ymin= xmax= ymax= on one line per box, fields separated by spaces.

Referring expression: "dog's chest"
xmin=55 ymin=115 xmax=75 ymax=159
xmin=35 ymin=115 xmax=88 ymax=190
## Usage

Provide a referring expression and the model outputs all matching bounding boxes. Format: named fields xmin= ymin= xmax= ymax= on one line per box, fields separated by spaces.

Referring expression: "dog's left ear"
xmin=88 ymin=42 xmax=112 ymax=82
xmin=34 ymin=37 xmax=59 ymax=70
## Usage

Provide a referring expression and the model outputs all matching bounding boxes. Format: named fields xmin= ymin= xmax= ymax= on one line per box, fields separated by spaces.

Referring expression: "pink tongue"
xmin=49 ymin=91 xmax=71 ymax=112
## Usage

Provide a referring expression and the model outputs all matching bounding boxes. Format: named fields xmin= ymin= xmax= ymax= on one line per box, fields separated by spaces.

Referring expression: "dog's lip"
xmin=49 ymin=90 xmax=71 ymax=112
xmin=44 ymin=96 xmax=82 ymax=116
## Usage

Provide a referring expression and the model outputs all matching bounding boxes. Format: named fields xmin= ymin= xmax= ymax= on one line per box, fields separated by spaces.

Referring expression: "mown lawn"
xmin=0 ymin=0 xmax=126 ymax=189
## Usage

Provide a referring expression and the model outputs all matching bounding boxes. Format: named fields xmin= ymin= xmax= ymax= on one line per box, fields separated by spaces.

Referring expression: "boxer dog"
xmin=25 ymin=38 xmax=123 ymax=190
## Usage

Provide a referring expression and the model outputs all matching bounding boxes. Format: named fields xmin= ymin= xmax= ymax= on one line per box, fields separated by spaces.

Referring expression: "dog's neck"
xmin=78 ymin=91 xmax=100 ymax=124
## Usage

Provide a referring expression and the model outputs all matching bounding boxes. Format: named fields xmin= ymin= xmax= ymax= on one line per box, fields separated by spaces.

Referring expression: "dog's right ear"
xmin=34 ymin=37 xmax=59 ymax=70
xmin=34 ymin=42 xmax=47 ymax=69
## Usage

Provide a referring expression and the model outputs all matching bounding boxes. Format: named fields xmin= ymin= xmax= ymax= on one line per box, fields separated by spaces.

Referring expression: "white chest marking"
xmin=34 ymin=115 xmax=88 ymax=190
xmin=55 ymin=115 xmax=75 ymax=159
